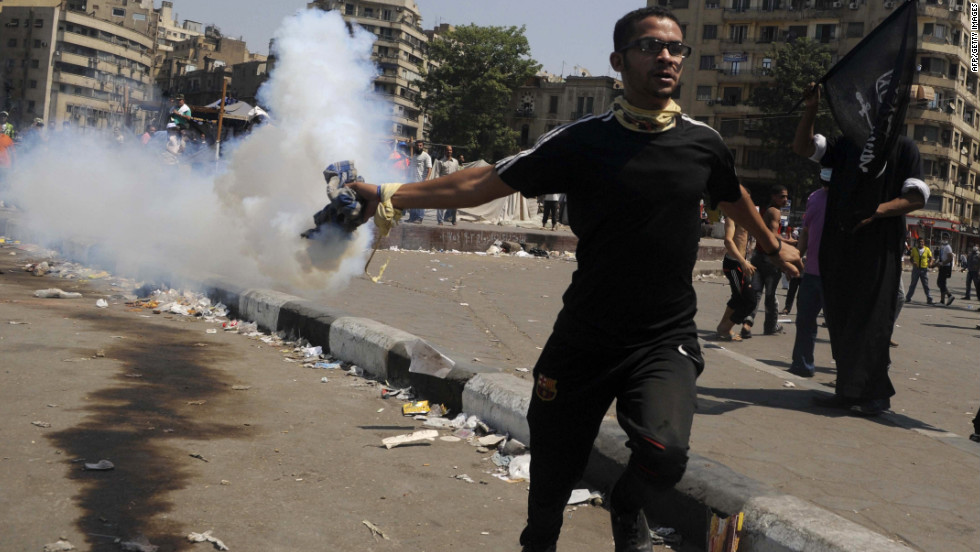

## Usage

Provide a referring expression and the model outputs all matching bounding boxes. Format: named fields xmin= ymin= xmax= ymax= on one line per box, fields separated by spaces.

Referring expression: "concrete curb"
xmin=0 ymin=211 xmax=912 ymax=552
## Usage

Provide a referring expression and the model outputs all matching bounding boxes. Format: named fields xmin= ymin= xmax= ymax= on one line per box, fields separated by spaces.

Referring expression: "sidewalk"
xmin=2 ymin=209 xmax=975 ymax=552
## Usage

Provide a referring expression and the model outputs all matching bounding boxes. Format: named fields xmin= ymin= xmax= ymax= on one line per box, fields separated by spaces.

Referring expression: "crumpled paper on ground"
xmin=187 ymin=529 xmax=229 ymax=550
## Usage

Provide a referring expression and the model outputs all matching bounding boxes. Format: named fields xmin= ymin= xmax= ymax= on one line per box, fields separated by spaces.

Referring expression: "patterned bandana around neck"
xmin=611 ymin=96 xmax=682 ymax=133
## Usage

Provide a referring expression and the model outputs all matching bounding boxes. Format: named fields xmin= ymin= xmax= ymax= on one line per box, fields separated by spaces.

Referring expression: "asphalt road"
xmin=0 ymin=246 xmax=694 ymax=551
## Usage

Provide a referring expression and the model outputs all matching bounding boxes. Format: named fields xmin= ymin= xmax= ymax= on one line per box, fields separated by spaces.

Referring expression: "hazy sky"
xmin=171 ymin=0 xmax=647 ymax=78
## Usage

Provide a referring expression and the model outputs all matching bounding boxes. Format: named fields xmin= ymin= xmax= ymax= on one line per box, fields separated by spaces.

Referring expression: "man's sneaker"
xmin=946 ymin=296 xmax=955 ymax=306
xmin=970 ymin=433 xmax=980 ymax=443
xmin=740 ymin=327 xmax=753 ymax=340
xmin=610 ymin=506 xmax=653 ymax=552
xmin=764 ymin=324 xmax=785 ymax=335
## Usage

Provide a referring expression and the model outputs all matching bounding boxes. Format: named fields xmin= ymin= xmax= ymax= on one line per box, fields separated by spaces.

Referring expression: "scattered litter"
xmin=362 ymin=520 xmax=390 ymax=541
xmin=347 ymin=366 xmax=364 ymax=377
xmin=231 ymin=385 xmax=251 ymax=391
xmin=313 ymin=361 xmax=341 ymax=370
xmin=408 ymin=339 xmax=455 ymax=379
xmin=708 ymin=511 xmax=743 ymax=552
xmin=508 ymin=454 xmax=531 ymax=481
xmin=187 ymin=400 xmax=206 ymax=406
xmin=454 ymin=428 xmax=475 ymax=439
xmin=189 ymin=453 xmax=209 ymax=463
xmin=321 ymin=377 xmax=329 ymax=383
xmin=402 ymin=400 xmax=431 ymax=416
xmin=301 ymin=346 xmax=323 ymax=358
xmin=491 ymin=452 xmax=511 ymax=467
xmin=440 ymin=436 xmax=461 ymax=442
xmin=34 ymin=288 xmax=83 ymax=299
xmin=501 ymin=438 xmax=528 ymax=456
xmin=783 ymin=381 xmax=796 ymax=388
xmin=186 ymin=530 xmax=229 ymax=551
xmin=83 ymin=459 xmax=115 ymax=470
xmin=777 ymin=318 xmax=792 ymax=323
xmin=119 ymin=534 xmax=159 ymax=552
xmin=95 ymin=298 xmax=108 ymax=308
xmin=515 ymin=367 xmax=530 ymax=372
xmin=43 ymin=540 xmax=75 ymax=551
xmin=222 ymin=320 xmax=239 ymax=331
xmin=32 ymin=420 xmax=52 ymax=428
xmin=206 ymin=329 xmax=218 ymax=334
xmin=382 ymin=429 xmax=439 ymax=449
xmin=567 ymin=489 xmax=603 ymax=506
xmin=8 ymin=320 xmax=29 ymax=325
xmin=423 ymin=417 xmax=453 ymax=429
xmin=477 ymin=434 xmax=506 ymax=448
xmin=381 ymin=386 xmax=414 ymax=400
xmin=455 ymin=474 xmax=475 ymax=483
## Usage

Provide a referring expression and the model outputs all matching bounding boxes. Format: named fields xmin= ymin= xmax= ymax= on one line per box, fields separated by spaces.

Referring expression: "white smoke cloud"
xmin=7 ymin=9 xmax=394 ymax=295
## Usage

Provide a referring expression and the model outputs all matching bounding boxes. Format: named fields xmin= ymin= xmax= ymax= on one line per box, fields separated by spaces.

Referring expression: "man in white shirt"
xmin=433 ymin=145 xmax=460 ymax=224
xmin=406 ymin=140 xmax=432 ymax=223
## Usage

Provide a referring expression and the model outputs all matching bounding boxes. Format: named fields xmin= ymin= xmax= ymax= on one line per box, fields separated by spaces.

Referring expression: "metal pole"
xmin=215 ymin=78 xmax=228 ymax=163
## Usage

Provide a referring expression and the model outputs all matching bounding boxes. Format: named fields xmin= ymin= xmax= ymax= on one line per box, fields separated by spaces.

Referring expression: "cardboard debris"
xmin=382 ymin=429 xmax=438 ymax=449
xmin=407 ymin=339 xmax=455 ymax=379
xmin=362 ymin=520 xmax=390 ymax=540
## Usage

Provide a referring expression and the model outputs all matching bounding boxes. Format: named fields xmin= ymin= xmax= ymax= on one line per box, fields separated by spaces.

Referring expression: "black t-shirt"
xmin=496 ymin=113 xmax=741 ymax=347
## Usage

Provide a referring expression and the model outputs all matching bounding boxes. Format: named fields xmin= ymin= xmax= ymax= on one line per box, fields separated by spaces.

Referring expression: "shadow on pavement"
xmin=696 ymin=385 xmax=948 ymax=433
xmin=46 ymin=310 xmax=247 ymax=551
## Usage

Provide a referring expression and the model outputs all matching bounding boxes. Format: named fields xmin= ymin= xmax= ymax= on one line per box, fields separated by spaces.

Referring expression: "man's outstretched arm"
xmin=349 ymin=164 xmax=517 ymax=219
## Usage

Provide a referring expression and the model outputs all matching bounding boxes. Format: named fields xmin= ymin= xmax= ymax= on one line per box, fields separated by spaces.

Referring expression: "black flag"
xmin=820 ymin=0 xmax=918 ymax=180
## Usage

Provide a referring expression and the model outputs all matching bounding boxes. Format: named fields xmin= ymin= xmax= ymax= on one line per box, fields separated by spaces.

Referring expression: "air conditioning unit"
xmin=832 ymin=1 xmax=842 ymax=7
xmin=848 ymin=1 xmax=858 ymax=8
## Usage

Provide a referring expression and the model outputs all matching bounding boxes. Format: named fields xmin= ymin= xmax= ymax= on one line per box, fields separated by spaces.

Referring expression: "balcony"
xmin=916 ymin=3 xmax=952 ymax=19
xmin=907 ymin=106 xmax=956 ymax=125
xmin=721 ymin=7 xmax=806 ymax=21
xmin=920 ymin=35 xmax=962 ymax=56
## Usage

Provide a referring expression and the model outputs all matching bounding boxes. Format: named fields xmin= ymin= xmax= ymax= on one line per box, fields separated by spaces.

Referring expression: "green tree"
xmin=418 ymin=25 xmax=540 ymax=161
xmin=749 ymin=39 xmax=838 ymax=211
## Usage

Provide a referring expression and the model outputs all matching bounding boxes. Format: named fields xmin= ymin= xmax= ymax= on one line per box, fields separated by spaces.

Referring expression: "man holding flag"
xmin=792 ymin=0 xmax=927 ymax=417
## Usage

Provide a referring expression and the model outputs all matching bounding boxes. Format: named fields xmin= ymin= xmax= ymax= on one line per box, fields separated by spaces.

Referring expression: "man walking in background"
xmin=934 ymin=235 xmax=955 ymax=306
xmin=906 ymin=237 xmax=934 ymax=304
xmin=749 ymin=185 xmax=797 ymax=335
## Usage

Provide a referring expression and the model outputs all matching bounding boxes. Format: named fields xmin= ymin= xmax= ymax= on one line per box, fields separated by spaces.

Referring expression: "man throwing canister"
xmin=348 ymin=7 xmax=801 ymax=551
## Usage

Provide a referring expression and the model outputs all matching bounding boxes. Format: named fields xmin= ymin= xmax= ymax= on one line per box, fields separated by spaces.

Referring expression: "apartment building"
xmin=151 ymin=0 xmax=203 ymax=98
xmin=0 ymin=0 xmax=156 ymax=132
xmin=309 ymin=0 xmax=430 ymax=142
xmin=665 ymin=0 xmax=979 ymax=250
xmin=508 ymin=73 xmax=624 ymax=148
